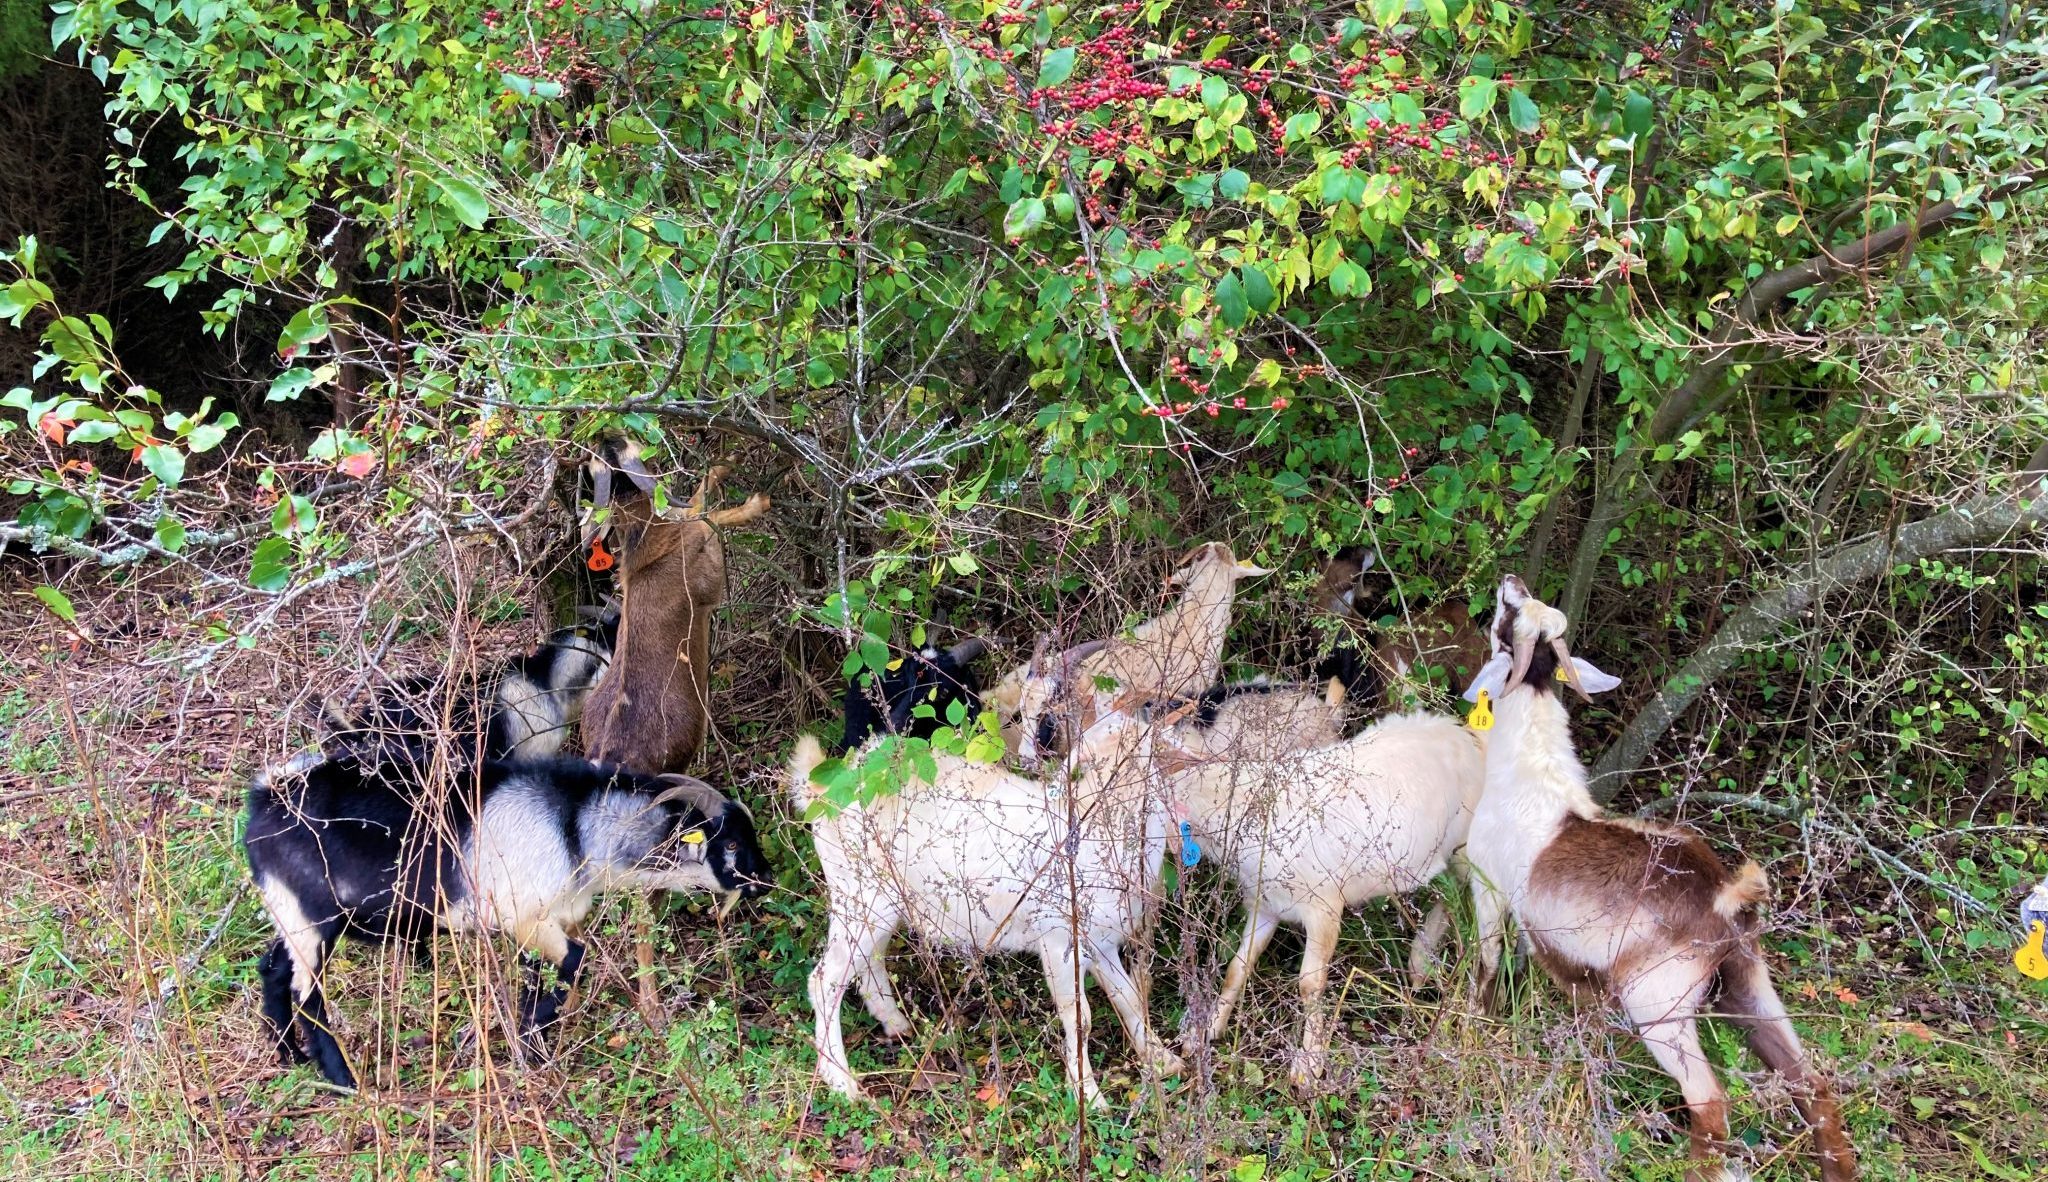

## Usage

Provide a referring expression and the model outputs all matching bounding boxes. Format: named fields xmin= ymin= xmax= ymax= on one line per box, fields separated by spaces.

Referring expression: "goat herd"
xmin=241 ymin=447 xmax=1856 ymax=1182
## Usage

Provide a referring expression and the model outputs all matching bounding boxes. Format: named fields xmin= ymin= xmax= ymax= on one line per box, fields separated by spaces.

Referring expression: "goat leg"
xmin=517 ymin=938 xmax=588 ymax=1048
xmin=632 ymin=892 xmax=666 ymax=1029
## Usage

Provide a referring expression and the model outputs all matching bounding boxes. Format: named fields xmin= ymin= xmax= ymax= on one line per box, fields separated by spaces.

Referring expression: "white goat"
xmin=789 ymin=712 xmax=1181 ymax=1107
xmin=1157 ymin=706 xmax=1485 ymax=1091
xmin=1462 ymin=575 xmax=1855 ymax=1182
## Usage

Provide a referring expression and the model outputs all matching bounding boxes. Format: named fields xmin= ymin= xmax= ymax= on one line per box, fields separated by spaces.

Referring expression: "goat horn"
xmin=650 ymin=773 xmax=731 ymax=820
xmin=1552 ymin=637 xmax=1590 ymax=701
xmin=617 ymin=449 xmax=657 ymax=497
xmin=1172 ymin=541 xmax=1214 ymax=569
xmin=1505 ymin=631 xmax=1536 ymax=693
xmin=945 ymin=637 xmax=989 ymax=665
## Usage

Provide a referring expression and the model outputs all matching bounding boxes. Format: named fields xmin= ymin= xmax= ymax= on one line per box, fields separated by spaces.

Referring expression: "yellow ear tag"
xmin=680 ymin=829 xmax=706 ymax=845
xmin=2017 ymin=921 xmax=2048 ymax=980
xmin=1556 ymin=665 xmax=1571 ymax=681
xmin=1468 ymin=689 xmax=1494 ymax=732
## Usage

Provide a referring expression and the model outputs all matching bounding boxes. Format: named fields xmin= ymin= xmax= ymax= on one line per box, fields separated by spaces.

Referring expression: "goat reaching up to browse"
xmin=989 ymin=541 xmax=1270 ymax=760
xmin=1462 ymin=575 xmax=1855 ymax=1182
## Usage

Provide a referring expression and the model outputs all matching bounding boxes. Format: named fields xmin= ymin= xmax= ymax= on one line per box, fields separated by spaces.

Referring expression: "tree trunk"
xmin=1587 ymin=441 xmax=2048 ymax=800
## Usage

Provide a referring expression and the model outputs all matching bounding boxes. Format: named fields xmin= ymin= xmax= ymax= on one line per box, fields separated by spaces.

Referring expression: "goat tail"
xmin=1713 ymin=859 xmax=1769 ymax=920
xmin=788 ymin=733 xmax=829 ymax=811
xmin=1719 ymin=941 xmax=1858 ymax=1182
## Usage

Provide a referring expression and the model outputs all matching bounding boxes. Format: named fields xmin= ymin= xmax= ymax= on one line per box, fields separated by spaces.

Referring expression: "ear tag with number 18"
xmin=1467 ymin=689 xmax=1494 ymax=732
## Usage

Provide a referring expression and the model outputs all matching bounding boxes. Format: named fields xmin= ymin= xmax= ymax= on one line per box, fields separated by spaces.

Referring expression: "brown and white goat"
xmin=1463 ymin=575 xmax=1855 ymax=1182
xmin=1313 ymin=546 xmax=1488 ymax=707
xmin=989 ymin=542 xmax=1270 ymax=759
xmin=577 ymin=444 xmax=771 ymax=1018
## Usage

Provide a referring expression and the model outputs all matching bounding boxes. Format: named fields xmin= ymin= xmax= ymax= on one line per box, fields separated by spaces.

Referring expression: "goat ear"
xmin=1232 ymin=558 xmax=1272 ymax=577
xmin=617 ymin=450 xmax=658 ymax=496
xmin=1356 ymin=548 xmax=1379 ymax=573
xmin=1462 ymin=653 xmax=1511 ymax=703
xmin=1567 ymin=657 xmax=1621 ymax=695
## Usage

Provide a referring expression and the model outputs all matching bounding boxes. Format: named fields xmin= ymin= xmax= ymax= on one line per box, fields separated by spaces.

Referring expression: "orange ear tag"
xmin=586 ymin=537 xmax=615 ymax=572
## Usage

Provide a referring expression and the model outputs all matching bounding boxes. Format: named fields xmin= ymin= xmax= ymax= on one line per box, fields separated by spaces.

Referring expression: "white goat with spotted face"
xmin=1462 ymin=575 xmax=1854 ymax=1182
xmin=790 ymin=710 xmax=1182 ymax=1108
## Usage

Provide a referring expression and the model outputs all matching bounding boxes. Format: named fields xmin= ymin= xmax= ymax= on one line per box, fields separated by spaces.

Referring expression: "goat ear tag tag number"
xmin=586 ymin=537 xmax=615 ymax=572
xmin=680 ymin=829 xmax=706 ymax=845
xmin=1179 ymin=820 xmax=1201 ymax=869
xmin=2017 ymin=921 xmax=2048 ymax=980
xmin=1468 ymin=689 xmax=1494 ymax=732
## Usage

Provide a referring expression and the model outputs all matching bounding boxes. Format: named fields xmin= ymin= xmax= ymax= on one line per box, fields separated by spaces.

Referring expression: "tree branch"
xmin=1588 ymin=440 xmax=2048 ymax=799
xmin=1559 ymin=171 xmax=2044 ymax=625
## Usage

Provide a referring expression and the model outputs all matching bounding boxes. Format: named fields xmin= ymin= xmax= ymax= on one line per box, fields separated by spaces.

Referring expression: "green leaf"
xmin=1622 ymin=89 xmax=1653 ymax=138
xmin=1508 ymin=87 xmax=1540 ymax=135
xmin=1037 ymin=46 xmax=1076 ymax=88
xmin=1241 ymin=266 xmax=1277 ymax=313
xmin=1215 ymin=272 xmax=1248 ymax=327
xmin=1458 ymin=75 xmax=1498 ymax=120
xmin=33 ymin=585 xmax=76 ymax=623
xmin=1389 ymin=92 xmax=1424 ymax=128
xmin=805 ymin=357 xmax=836 ymax=387
xmin=606 ymin=114 xmax=663 ymax=146
xmin=1003 ymin=197 xmax=1046 ymax=240
xmin=271 ymin=494 xmax=316 ymax=536
xmin=66 ymin=421 xmax=121 ymax=444
xmin=1281 ymin=111 xmax=1321 ymax=144
xmin=1218 ymin=168 xmax=1250 ymax=200
xmin=147 ymin=513 xmax=187 ymax=554
xmin=947 ymin=552 xmax=980 ymax=576
xmin=141 ymin=444 xmax=184 ymax=487
xmin=1370 ymin=0 xmax=1404 ymax=28
xmin=436 ymin=175 xmax=490 ymax=230
xmin=250 ymin=536 xmax=293 ymax=592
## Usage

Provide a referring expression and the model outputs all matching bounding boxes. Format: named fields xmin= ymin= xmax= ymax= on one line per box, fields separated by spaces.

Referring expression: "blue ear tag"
xmin=1179 ymin=820 xmax=1201 ymax=869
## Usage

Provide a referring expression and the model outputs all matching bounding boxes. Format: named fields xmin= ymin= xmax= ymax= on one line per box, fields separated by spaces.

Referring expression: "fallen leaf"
xmin=1798 ymin=981 xmax=1820 ymax=1001
xmin=1833 ymin=986 xmax=1861 ymax=1005
xmin=338 ymin=450 xmax=379 ymax=478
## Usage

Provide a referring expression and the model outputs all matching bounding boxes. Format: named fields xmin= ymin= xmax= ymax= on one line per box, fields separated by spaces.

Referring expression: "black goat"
xmin=322 ymin=609 xmax=618 ymax=767
xmin=836 ymin=637 xmax=987 ymax=754
xmin=243 ymin=750 xmax=772 ymax=1090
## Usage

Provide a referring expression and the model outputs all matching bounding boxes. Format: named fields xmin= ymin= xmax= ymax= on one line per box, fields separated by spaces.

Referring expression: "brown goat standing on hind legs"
xmin=1462 ymin=575 xmax=1855 ymax=1182
xmin=578 ymin=441 xmax=772 ymax=1022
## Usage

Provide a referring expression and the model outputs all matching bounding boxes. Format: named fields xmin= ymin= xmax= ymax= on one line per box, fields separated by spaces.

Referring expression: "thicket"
xmin=3 ymin=0 xmax=2046 ymax=1177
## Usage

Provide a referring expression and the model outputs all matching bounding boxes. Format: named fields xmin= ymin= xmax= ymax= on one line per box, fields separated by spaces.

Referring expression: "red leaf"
xmin=39 ymin=413 xmax=73 ymax=444
xmin=338 ymin=451 xmax=378 ymax=478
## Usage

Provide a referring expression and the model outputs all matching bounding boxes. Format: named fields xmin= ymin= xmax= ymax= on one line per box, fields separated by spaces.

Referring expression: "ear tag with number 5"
xmin=1468 ymin=689 xmax=1494 ymax=732
xmin=2017 ymin=921 xmax=2048 ymax=980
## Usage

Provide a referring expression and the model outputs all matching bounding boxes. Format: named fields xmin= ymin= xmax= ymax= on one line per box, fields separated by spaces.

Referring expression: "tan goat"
xmin=990 ymin=542 xmax=1270 ymax=759
xmin=577 ymin=444 xmax=771 ymax=1019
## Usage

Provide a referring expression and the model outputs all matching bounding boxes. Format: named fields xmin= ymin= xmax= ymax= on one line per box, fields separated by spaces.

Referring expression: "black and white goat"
xmin=244 ymin=750 xmax=772 ymax=1090
xmin=322 ymin=608 xmax=619 ymax=767
xmin=836 ymin=637 xmax=988 ymax=754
